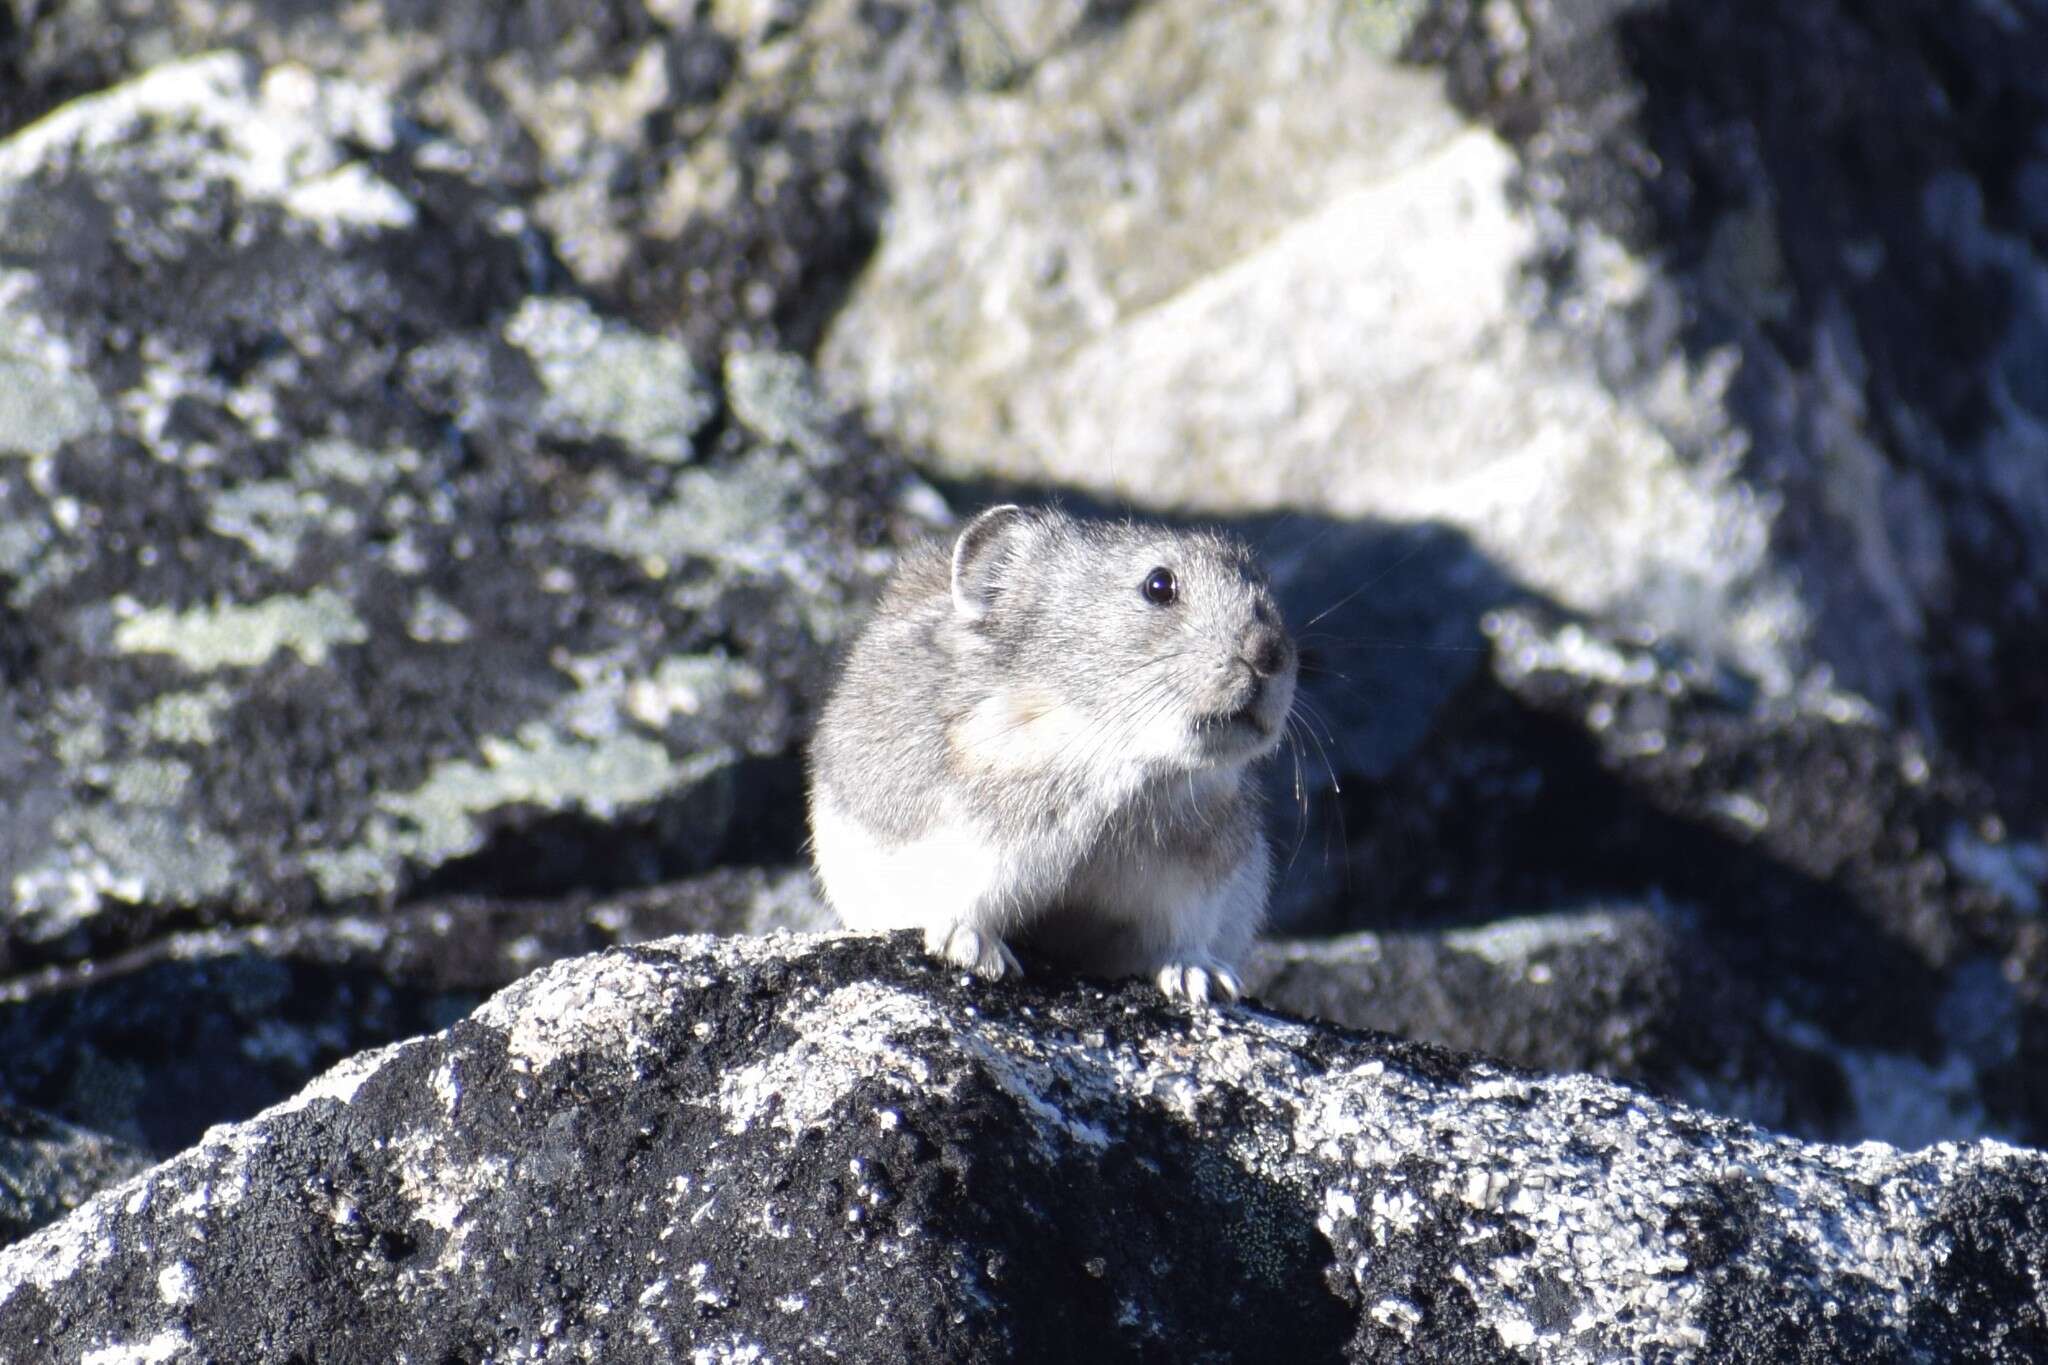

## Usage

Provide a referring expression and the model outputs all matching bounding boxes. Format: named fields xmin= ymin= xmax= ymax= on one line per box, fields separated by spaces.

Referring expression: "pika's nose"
xmin=1244 ymin=623 xmax=1291 ymax=678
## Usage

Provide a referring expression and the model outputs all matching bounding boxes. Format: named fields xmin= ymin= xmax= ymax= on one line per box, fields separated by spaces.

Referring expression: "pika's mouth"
xmin=1195 ymin=687 xmax=1274 ymax=740
xmin=1191 ymin=666 xmax=1297 ymax=754
xmin=1211 ymin=701 xmax=1268 ymax=734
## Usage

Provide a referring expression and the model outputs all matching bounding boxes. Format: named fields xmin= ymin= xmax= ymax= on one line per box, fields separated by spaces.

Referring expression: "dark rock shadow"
xmin=895 ymin=1067 xmax=1357 ymax=1360
xmin=0 ymin=949 xmax=475 ymax=1156
xmin=0 ymin=866 xmax=816 ymax=1167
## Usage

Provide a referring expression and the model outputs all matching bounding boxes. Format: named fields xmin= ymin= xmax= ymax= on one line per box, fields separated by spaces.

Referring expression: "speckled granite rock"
xmin=0 ymin=52 xmax=921 ymax=967
xmin=0 ymin=0 xmax=961 ymax=357
xmin=1244 ymin=904 xmax=1847 ymax=1140
xmin=3 ymin=932 xmax=2044 ymax=1363
xmin=2 ymin=5 xmax=2045 ymax=1321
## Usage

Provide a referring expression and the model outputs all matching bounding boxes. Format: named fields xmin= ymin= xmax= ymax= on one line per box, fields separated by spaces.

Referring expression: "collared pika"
xmin=807 ymin=504 xmax=1297 ymax=1003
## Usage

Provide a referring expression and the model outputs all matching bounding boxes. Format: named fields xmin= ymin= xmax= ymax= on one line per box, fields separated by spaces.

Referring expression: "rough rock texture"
xmin=2 ymin=0 xmax=2046 ymax=1317
xmin=1409 ymin=0 xmax=2048 ymax=799
xmin=0 ymin=1105 xmax=152 ymax=1247
xmin=0 ymin=0 xmax=965 ymax=357
xmin=0 ymin=42 xmax=924 ymax=1233
xmin=0 ymin=868 xmax=827 ymax=1156
xmin=3 ymin=933 xmax=2043 ymax=1364
xmin=0 ymin=52 xmax=920 ymax=967
xmin=823 ymin=0 xmax=1807 ymax=698
xmin=816 ymin=0 xmax=2048 ymax=1159
xmin=1243 ymin=905 xmax=1847 ymax=1140
xmin=1289 ymin=604 xmax=2047 ymax=1148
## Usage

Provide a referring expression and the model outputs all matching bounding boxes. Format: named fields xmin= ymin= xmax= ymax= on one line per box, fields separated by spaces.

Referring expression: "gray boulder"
xmin=1244 ymin=904 xmax=1844 ymax=1139
xmin=1407 ymin=0 xmax=2048 ymax=806
xmin=1 ymin=932 xmax=2042 ymax=1363
xmin=0 ymin=0 xmax=955 ymax=357
xmin=0 ymin=52 xmax=922 ymax=966
xmin=2 ymin=3 xmax=2044 ymax=1326
xmin=822 ymin=0 xmax=1811 ymax=704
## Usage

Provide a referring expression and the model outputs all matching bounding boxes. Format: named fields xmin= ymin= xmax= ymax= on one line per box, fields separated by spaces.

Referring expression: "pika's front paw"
xmin=1154 ymin=960 xmax=1242 ymax=1005
xmin=924 ymin=924 xmax=1024 ymax=981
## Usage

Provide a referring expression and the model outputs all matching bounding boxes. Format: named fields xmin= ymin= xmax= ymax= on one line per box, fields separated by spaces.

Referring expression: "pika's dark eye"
xmin=1141 ymin=567 xmax=1178 ymax=606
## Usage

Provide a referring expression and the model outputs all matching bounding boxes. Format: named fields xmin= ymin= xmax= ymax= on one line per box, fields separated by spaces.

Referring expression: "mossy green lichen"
xmin=0 ymin=292 xmax=109 ymax=458
xmin=52 ymin=716 xmax=109 ymax=775
xmin=136 ymin=684 xmax=235 ymax=746
xmin=13 ymin=807 xmax=240 ymax=936
xmin=304 ymin=721 xmax=734 ymax=900
xmin=107 ymin=756 xmax=195 ymax=808
xmin=566 ymin=451 xmax=807 ymax=575
xmin=206 ymin=479 xmax=359 ymax=571
xmin=724 ymin=350 xmax=837 ymax=464
xmin=113 ymin=589 xmax=369 ymax=671
xmin=0 ymin=515 xmax=83 ymax=604
xmin=506 ymin=296 xmax=714 ymax=464
xmin=296 ymin=436 xmax=415 ymax=488
xmin=404 ymin=590 xmax=474 ymax=645
xmin=625 ymin=654 xmax=766 ymax=728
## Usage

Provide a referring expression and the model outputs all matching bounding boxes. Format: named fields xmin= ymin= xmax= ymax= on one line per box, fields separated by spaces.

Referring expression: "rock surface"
xmin=1410 ymin=0 xmax=2048 ymax=795
xmin=1244 ymin=905 xmax=1844 ymax=1140
xmin=823 ymin=0 xmax=1807 ymax=697
xmin=0 ymin=868 xmax=828 ymax=1156
xmin=3 ymin=933 xmax=2043 ymax=1364
xmin=1280 ymin=604 xmax=2048 ymax=1149
xmin=0 ymin=51 xmax=920 ymax=968
xmin=2 ymin=0 xmax=2046 ymax=1320
xmin=0 ymin=1105 xmax=152 ymax=1248
xmin=0 ymin=0 xmax=961 ymax=357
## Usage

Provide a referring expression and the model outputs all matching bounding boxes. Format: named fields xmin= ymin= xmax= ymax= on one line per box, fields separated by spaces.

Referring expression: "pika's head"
xmin=947 ymin=504 xmax=1297 ymax=777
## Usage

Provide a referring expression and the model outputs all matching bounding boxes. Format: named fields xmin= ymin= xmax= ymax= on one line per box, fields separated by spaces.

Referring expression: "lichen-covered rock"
xmin=1 ymin=12 xmax=2043 ymax=1338
xmin=0 ymin=0 xmax=958 ymax=356
xmin=2 ymin=932 xmax=2043 ymax=1363
xmin=0 ymin=53 xmax=921 ymax=965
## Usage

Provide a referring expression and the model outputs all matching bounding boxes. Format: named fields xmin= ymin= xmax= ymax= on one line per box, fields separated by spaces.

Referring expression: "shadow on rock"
xmin=0 ymin=867 xmax=828 ymax=1168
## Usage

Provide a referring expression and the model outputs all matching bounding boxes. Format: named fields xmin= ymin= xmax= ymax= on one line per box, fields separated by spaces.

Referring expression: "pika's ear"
xmin=950 ymin=504 xmax=1033 ymax=620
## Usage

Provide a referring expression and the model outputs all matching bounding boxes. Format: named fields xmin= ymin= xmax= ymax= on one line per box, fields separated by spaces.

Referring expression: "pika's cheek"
xmin=1129 ymin=694 xmax=1206 ymax=766
xmin=947 ymin=686 xmax=1092 ymax=776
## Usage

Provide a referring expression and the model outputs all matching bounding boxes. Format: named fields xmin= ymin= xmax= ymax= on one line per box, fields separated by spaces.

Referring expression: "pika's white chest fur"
xmin=808 ymin=793 xmax=1011 ymax=935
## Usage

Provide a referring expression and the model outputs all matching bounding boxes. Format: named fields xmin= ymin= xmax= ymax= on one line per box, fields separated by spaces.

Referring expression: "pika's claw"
xmin=925 ymin=924 xmax=1023 ymax=981
xmin=1155 ymin=960 xmax=1241 ymax=1005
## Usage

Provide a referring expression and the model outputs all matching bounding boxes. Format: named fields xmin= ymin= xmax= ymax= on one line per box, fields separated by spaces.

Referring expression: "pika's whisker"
xmin=1297 ymin=537 xmax=1434 ymax=632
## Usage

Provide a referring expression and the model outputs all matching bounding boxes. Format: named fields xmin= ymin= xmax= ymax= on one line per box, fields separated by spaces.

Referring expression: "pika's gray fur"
xmin=807 ymin=504 xmax=1297 ymax=1003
